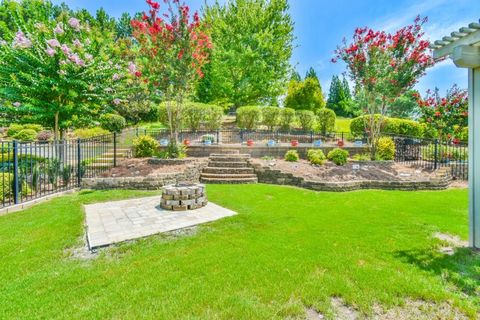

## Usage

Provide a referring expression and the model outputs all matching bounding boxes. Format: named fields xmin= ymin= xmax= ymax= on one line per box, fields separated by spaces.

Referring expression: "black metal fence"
xmin=0 ymin=134 xmax=118 ymax=209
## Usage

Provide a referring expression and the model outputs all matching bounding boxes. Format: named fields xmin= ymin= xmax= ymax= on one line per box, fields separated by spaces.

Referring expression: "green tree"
xmin=290 ymin=70 xmax=301 ymax=82
xmin=326 ymin=75 xmax=355 ymax=117
xmin=284 ymin=78 xmax=325 ymax=112
xmin=197 ymin=0 xmax=294 ymax=107
xmin=305 ymin=67 xmax=319 ymax=83
xmin=387 ymin=90 xmax=420 ymax=119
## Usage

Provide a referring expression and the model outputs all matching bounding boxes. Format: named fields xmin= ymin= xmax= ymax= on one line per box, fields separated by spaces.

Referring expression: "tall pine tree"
xmin=327 ymin=75 xmax=354 ymax=117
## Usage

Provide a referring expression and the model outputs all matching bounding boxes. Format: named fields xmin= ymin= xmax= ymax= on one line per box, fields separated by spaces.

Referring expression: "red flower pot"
xmin=453 ymin=138 xmax=460 ymax=145
xmin=337 ymin=140 xmax=345 ymax=147
xmin=183 ymin=139 xmax=191 ymax=146
xmin=246 ymin=139 xmax=254 ymax=147
xmin=291 ymin=140 xmax=298 ymax=147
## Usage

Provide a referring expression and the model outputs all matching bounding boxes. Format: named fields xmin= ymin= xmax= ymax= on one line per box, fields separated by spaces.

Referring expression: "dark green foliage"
xmin=284 ymin=150 xmax=299 ymax=162
xmin=279 ymin=108 xmax=296 ymax=130
xmin=350 ymin=115 xmax=424 ymax=138
xmin=100 ymin=114 xmax=127 ymax=133
xmin=326 ymin=75 xmax=355 ymax=117
xmin=327 ymin=148 xmax=349 ymax=165
xmin=305 ymin=67 xmax=319 ymax=83
xmin=296 ymin=110 xmax=315 ymax=131
xmin=317 ymin=108 xmax=336 ymax=134
xmin=387 ymin=91 xmax=420 ymax=119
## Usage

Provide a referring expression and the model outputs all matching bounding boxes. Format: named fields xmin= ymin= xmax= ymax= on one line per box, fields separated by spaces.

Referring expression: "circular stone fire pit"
xmin=160 ymin=183 xmax=208 ymax=211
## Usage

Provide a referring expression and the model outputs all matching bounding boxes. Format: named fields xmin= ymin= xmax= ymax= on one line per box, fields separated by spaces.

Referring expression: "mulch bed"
xmin=252 ymin=159 xmax=439 ymax=182
xmin=100 ymin=158 xmax=197 ymax=177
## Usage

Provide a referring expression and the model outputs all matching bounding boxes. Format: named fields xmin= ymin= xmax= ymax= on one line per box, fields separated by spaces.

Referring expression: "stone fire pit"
xmin=160 ymin=183 xmax=208 ymax=211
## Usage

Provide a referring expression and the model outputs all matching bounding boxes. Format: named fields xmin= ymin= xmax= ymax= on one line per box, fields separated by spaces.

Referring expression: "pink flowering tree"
xmin=0 ymin=14 xmax=133 ymax=140
xmin=131 ymin=0 xmax=211 ymax=148
xmin=334 ymin=17 xmax=434 ymax=159
xmin=416 ymin=85 xmax=468 ymax=142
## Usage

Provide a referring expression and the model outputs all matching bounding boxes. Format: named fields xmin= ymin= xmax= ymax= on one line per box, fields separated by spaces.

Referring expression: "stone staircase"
xmin=86 ymin=148 xmax=131 ymax=169
xmin=200 ymin=152 xmax=258 ymax=184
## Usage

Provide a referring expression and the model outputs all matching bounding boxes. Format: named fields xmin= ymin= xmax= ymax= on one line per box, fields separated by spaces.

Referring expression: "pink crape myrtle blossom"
xmin=128 ymin=62 xmax=137 ymax=75
xmin=112 ymin=73 xmax=121 ymax=81
xmin=13 ymin=102 xmax=21 ymax=107
xmin=12 ymin=31 xmax=32 ymax=49
xmin=61 ymin=44 xmax=71 ymax=55
xmin=45 ymin=46 xmax=56 ymax=57
xmin=68 ymin=18 xmax=81 ymax=31
xmin=73 ymin=39 xmax=83 ymax=48
xmin=46 ymin=39 xmax=61 ymax=47
xmin=85 ymin=53 xmax=93 ymax=61
xmin=113 ymin=98 xmax=121 ymax=105
xmin=54 ymin=24 xmax=64 ymax=35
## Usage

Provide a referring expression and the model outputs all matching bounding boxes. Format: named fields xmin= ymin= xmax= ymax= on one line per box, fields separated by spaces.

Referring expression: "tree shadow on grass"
xmin=394 ymin=247 xmax=480 ymax=299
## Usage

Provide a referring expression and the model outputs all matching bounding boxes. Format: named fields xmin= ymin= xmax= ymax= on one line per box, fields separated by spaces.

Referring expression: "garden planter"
xmin=291 ymin=140 xmax=298 ymax=147
xmin=337 ymin=140 xmax=345 ymax=147
xmin=246 ymin=139 xmax=254 ymax=147
xmin=183 ymin=139 xmax=191 ymax=146
xmin=267 ymin=140 xmax=276 ymax=147
xmin=203 ymin=140 xmax=212 ymax=146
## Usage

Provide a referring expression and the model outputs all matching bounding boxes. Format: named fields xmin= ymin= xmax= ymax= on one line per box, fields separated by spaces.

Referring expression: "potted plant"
xmin=337 ymin=140 xmax=345 ymax=147
xmin=246 ymin=139 xmax=254 ymax=146
xmin=183 ymin=139 xmax=191 ymax=146
xmin=202 ymin=134 xmax=215 ymax=145
xmin=291 ymin=139 xmax=298 ymax=147
xmin=267 ymin=140 xmax=276 ymax=147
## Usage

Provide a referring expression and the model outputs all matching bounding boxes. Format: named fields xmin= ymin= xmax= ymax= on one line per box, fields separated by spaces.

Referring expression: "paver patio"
xmin=84 ymin=196 xmax=237 ymax=249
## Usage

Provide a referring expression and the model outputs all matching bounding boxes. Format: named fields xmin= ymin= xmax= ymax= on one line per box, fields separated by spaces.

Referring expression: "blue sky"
xmin=52 ymin=0 xmax=480 ymax=95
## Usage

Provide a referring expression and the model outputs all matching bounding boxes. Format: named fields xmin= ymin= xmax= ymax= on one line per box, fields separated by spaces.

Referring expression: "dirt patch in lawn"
xmin=253 ymin=159 xmax=438 ymax=183
xmin=100 ymin=158 xmax=205 ymax=177
xmin=434 ymin=232 xmax=469 ymax=255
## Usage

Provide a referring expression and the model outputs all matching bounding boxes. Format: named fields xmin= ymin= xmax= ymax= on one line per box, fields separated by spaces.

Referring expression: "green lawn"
xmin=335 ymin=117 xmax=352 ymax=133
xmin=0 ymin=185 xmax=478 ymax=319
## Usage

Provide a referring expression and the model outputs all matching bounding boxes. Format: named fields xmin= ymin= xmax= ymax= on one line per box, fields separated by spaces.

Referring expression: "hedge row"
xmin=158 ymin=102 xmax=224 ymax=131
xmin=350 ymin=115 xmax=424 ymax=138
xmin=236 ymin=106 xmax=336 ymax=132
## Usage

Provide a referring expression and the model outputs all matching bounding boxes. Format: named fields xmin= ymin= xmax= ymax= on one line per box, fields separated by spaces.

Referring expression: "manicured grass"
xmin=0 ymin=186 xmax=478 ymax=319
xmin=335 ymin=117 xmax=352 ymax=133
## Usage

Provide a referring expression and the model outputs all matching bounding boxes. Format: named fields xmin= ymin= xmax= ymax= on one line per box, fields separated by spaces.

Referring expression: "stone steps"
xmin=203 ymin=167 xmax=255 ymax=174
xmin=200 ymin=153 xmax=258 ymax=184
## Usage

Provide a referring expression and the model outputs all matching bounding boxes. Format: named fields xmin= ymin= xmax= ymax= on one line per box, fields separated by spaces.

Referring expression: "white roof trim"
xmin=431 ymin=19 xmax=480 ymax=60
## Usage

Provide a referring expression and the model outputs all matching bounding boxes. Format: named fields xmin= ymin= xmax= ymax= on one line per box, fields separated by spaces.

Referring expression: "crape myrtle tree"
xmin=196 ymin=0 xmax=294 ymax=107
xmin=334 ymin=16 xmax=434 ymax=159
xmin=416 ymin=85 xmax=468 ymax=141
xmin=0 ymin=10 xmax=131 ymax=140
xmin=131 ymin=0 xmax=211 ymax=148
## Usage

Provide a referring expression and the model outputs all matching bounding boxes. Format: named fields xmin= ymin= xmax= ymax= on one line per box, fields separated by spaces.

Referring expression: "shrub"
xmin=0 ymin=173 xmax=31 ymax=202
xmin=205 ymin=105 xmax=224 ymax=130
xmin=236 ymin=106 xmax=262 ymax=130
xmin=458 ymin=126 xmax=468 ymax=142
xmin=421 ymin=123 xmax=438 ymax=139
xmin=22 ymin=124 xmax=43 ymax=132
xmin=262 ymin=106 xmax=281 ymax=130
xmin=352 ymin=153 xmax=371 ymax=161
xmin=317 ymin=108 xmax=336 ymax=134
xmin=133 ymin=135 xmax=159 ymax=158
xmin=350 ymin=115 xmax=423 ymax=138
xmin=158 ymin=142 xmax=186 ymax=159
xmin=7 ymin=124 xmax=24 ymax=137
xmin=36 ymin=130 xmax=53 ymax=142
xmin=279 ymin=108 xmax=296 ymax=130
xmin=100 ymin=113 xmax=127 ymax=133
xmin=297 ymin=110 xmax=316 ymax=131
xmin=13 ymin=129 xmax=37 ymax=141
xmin=184 ymin=102 xmax=209 ymax=131
xmin=327 ymin=148 xmax=349 ymax=165
xmin=376 ymin=137 xmax=395 ymax=160
xmin=74 ymin=127 xmax=110 ymax=139
xmin=284 ymin=150 xmax=299 ymax=162
xmin=307 ymin=149 xmax=326 ymax=165
xmin=158 ymin=102 xmax=182 ymax=132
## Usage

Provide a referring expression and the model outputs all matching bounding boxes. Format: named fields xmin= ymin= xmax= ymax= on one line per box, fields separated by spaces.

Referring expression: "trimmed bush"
xmin=284 ymin=150 xmax=299 ymax=162
xmin=158 ymin=142 xmax=186 ymax=159
xmin=376 ymin=137 xmax=395 ymax=160
xmin=307 ymin=149 xmax=326 ymax=165
xmin=100 ymin=113 xmax=127 ymax=133
xmin=317 ymin=108 xmax=336 ymax=134
xmin=279 ymin=108 xmax=296 ymax=130
xmin=327 ymin=148 xmax=349 ymax=166
xmin=74 ymin=127 xmax=110 ymax=139
xmin=352 ymin=153 xmax=371 ymax=161
xmin=205 ymin=105 xmax=224 ymax=130
xmin=184 ymin=102 xmax=209 ymax=131
xmin=13 ymin=129 xmax=37 ymax=141
xmin=7 ymin=124 xmax=25 ymax=137
xmin=0 ymin=173 xmax=31 ymax=202
xmin=350 ymin=115 xmax=423 ymax=138
xmin=237 ymin=106 xmax=262 ymax=130
xmin=297 ymin=110 xmax=316 ymax=131
xmin=262 ymin=107 xmax=281 ymax=130
xmin=22 ymin=124 xmax=43 ymax=132
xmin=133 ymin=135 xmax=159 ymax=158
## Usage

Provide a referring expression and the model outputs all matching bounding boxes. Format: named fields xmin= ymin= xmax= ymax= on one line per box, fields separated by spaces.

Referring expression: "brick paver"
xmin=84 ymin=196 xmax=237 ymax=249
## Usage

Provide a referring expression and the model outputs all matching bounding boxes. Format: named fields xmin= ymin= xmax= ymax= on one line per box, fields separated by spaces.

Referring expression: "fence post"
xmin=341 ymin=132 xmax=344 ymax=143
xmin=434 ymin=139 xmax=439 ymax=170
xmin=135 ymin=127 xmax=139 ymax=137
xmin=113 ymin=132 xmax=117 ymax=167
xmin=240 ymin=129 xmax=244 ymax=143
xmin=310 ymin=131 xmax=314 ymax=143
xmin=216 ymin=129 xmax=220 ymax=145
xmin=77 ymin=138 xmax=82 ymax=186
xmin=12 ymin=140 xmax=19 ymax=204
